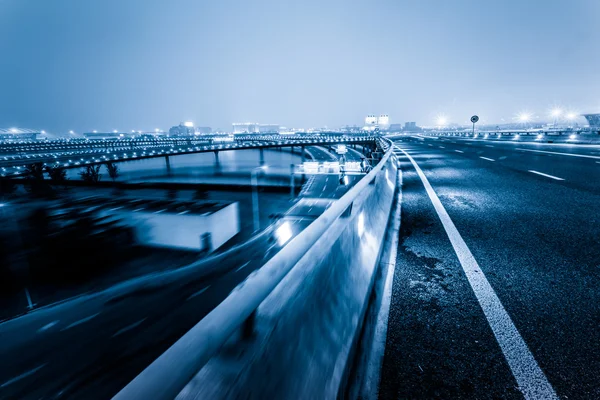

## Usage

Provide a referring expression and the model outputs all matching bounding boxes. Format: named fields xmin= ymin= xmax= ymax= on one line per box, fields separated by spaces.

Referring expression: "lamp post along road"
xmin=251 ymin=166 xmax=267 ymax=232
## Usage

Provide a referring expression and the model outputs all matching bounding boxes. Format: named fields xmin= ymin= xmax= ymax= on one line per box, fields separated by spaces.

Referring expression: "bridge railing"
xmin=113 ymin=137 xmax=396 ymax=400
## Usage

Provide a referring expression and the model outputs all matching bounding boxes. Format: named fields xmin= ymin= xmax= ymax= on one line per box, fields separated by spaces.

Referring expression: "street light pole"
xmin=251 ymin=166 xmax=267 ymax=233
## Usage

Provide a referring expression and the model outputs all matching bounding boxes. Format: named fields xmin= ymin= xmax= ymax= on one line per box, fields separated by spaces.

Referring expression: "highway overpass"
xmin=1 ymin=134 xmax=599 ymax=399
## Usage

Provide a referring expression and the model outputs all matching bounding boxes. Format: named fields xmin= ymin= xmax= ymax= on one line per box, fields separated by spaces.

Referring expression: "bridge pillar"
xmin=165 ymin=155 xmax=171 ymax=176
xmin=301 ymin=146 xmax=306 ymax=162
xmin=259 ymin=147 xmax=265 ymax=166
xmin=214 ymin=150 xmax=221 ymax=174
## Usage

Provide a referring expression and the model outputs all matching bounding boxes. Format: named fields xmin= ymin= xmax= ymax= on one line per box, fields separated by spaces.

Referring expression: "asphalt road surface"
xmin=0 ymin=146 xmax=362 ymax=399
xmin=379 ymin=136 xmax=600 ymax=399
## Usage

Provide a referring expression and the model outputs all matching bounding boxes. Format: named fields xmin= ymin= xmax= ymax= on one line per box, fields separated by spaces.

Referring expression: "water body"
xmin=66 ymin=148 xmax=303 ymax=184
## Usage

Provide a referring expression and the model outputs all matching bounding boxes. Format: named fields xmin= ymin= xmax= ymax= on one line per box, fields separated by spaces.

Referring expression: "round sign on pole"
xmin=471 ymin=115 xmax=479 ymax=124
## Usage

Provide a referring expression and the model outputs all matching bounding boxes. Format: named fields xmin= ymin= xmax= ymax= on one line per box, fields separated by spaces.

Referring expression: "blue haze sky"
xmin=1 ymin=0 xmax=599 ymax=132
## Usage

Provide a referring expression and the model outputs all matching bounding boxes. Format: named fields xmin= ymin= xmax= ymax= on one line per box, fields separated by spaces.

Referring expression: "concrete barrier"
xmin=113 ymin=139 xmax=396 ymax=400
xmin=175 ymin=150 xmax=397 ymax=399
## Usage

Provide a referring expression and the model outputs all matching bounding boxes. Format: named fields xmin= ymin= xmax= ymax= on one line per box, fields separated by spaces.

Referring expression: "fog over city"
xmin=2 ymin=0 xmax=600 ymax=132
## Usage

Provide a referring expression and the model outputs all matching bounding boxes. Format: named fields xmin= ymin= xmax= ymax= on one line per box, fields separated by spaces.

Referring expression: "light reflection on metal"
xmin=275 ymin=221 xmax=293 ymax=246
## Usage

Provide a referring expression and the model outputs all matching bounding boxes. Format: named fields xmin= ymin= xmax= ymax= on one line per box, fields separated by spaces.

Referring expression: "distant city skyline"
xmin=1 ymin=0 xmax=599 ymax=133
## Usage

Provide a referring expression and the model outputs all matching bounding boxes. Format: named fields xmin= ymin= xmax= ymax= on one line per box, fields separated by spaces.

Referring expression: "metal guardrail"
xmin=113 ymin=138 xmax=393 ymax=400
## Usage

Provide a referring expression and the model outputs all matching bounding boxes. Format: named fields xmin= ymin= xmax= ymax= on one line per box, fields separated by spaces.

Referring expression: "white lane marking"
xmin=516 ymin=148 xmax=600 ymax=160
xmin=596 ymin=161 xmax=600 ymax=164
xmin=480 ymin=156 xmax=495 ymax=162
xmin=439 ymin=146 xmax=445 ymax=149
xmin=37 ymin=320 xmax=59 ymax=333
xmin=60 ymin=313 xmax=100 ymax=331
xmin=187 ymin=285 xmax=211 ymax=301
xmin=0 ymin=363 xmax=48 ymax=388
xmin=398 ymin=147 xmax=558 ymax=400
xmin=455 ymin=150 xmax=464 ymax=153
xmin=428 ymin=144 xmax=433 ymax=146
xmin=178 ymin=210 xmax=190 ymax=215
xmin=528 ymin=170 xmax=565 ymax=181
xmin=235 ymin=260 xmax=252 ymax=273
xmin=322 ymin=185 xmax=327 ymax=192
xmin=362 ymin=167 xmax=402 ymax=400
xmin=112 ymin=318 xmax=147 ymax=337
xmin=133 ymin=208 xmax=145 ymax=212
xmin=485 ymin=145 xmax=495 ymax=148
xmin=154 ymin=209 xmax=167 ymax=214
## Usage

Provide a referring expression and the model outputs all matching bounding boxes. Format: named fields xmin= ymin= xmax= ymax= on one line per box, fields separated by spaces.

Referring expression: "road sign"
xmin=471 ymin=115 xmax=479 ymax=124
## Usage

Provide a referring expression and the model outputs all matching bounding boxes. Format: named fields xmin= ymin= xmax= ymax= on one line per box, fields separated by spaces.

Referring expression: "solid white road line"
xmin=528 ymin=170 xmax=565 ymax=181
xmin=112 ymin=318 xmax=148 ymax=337
xmin=480 ymin=156 xmax=495 ymax=162
xmin=61 ymin=313 xmax=100 ymax=331
xmin=516 ymin=148 xmax=600 ymax=160
xmin=397 ymin=147 xmax=557 ymax=400
xmin=187 ymin=285 xmax=211 ymax=301
xmin=1 ymin=363 xmax=48 ymax=388
xmin=455 ymin=150 xmax=464 ymax=153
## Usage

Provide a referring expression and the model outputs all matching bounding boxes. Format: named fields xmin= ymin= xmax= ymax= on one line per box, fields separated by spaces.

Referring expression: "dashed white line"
xmin=439 ymin=146 xmax=445 ymax=149
xmin=485 ymin=145 xmax=495 ymax=148
xmin=178 ymin=210 xmax=190 ymax=215
xmin=480 ymin=156 xmax=495 ymax=162
xmin=455 ymin=150 xmax=464 ymax=153
xmin=37 ymin=320 xmax=59 ymax=333
xmin=112 ymin=318 xmax=148 ymax=337
xmin=516 ymin=148 xmax=600 ymax=160
xmin=187 ymin=285 xmax=211 ymax=301
xmin=61 ymin=313 xmax=100 ymax=331
xmin=528 ymin=170 xmax=565 ymax=181
xmin=397 ymin=147 xmax=558 ymax=400
xmin=1 ymin=363 xmax=48 ymax=388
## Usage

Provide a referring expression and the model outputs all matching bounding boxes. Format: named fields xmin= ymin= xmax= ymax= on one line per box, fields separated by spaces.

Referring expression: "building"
xmin=169 ymin=122 xmax=196 ymax=136
xmin=0 ymin=128 xmax=41 ymax=140
xmin=232 ymin=123 xmax=279 ymax=134
xmin=258 ymin=124 xmax=280 ymax=133
xmin=233 ymin=123 xmax=260 ymax=134
xmin=582 ymin=114 xmax=600 ymax=128
xmin=388 ymin=124 xmax=403 ymax=132
xmin=404 ymin=122 xmax=418 ymax=131
xmin=195 ymin=126 xmax=212 ymax=134
xmin=78 ymin=197 xmax=240 ymax=252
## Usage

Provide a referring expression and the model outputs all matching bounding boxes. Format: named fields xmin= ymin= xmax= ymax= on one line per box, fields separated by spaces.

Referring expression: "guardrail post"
xmin=242 ymin=310 xmax=256 ymax=339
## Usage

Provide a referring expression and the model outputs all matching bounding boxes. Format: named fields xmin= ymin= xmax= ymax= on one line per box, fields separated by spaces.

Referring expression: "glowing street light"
xmin=550 ymin=108 xmax=562 ymax=118
xmin=69 ymin=130 xmax=75 ymax=134
xmin=566 ymin=112 xmax=577 ymax=121
xmin=435 ymin=115 xmax=448 ymax=127
xmin=517 ymin=112 xmax=531 ymax=123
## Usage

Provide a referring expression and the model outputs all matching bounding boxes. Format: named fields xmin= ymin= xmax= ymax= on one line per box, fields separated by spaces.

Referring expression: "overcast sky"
xmin=1 ymin=0 xmax=599 ymax=132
